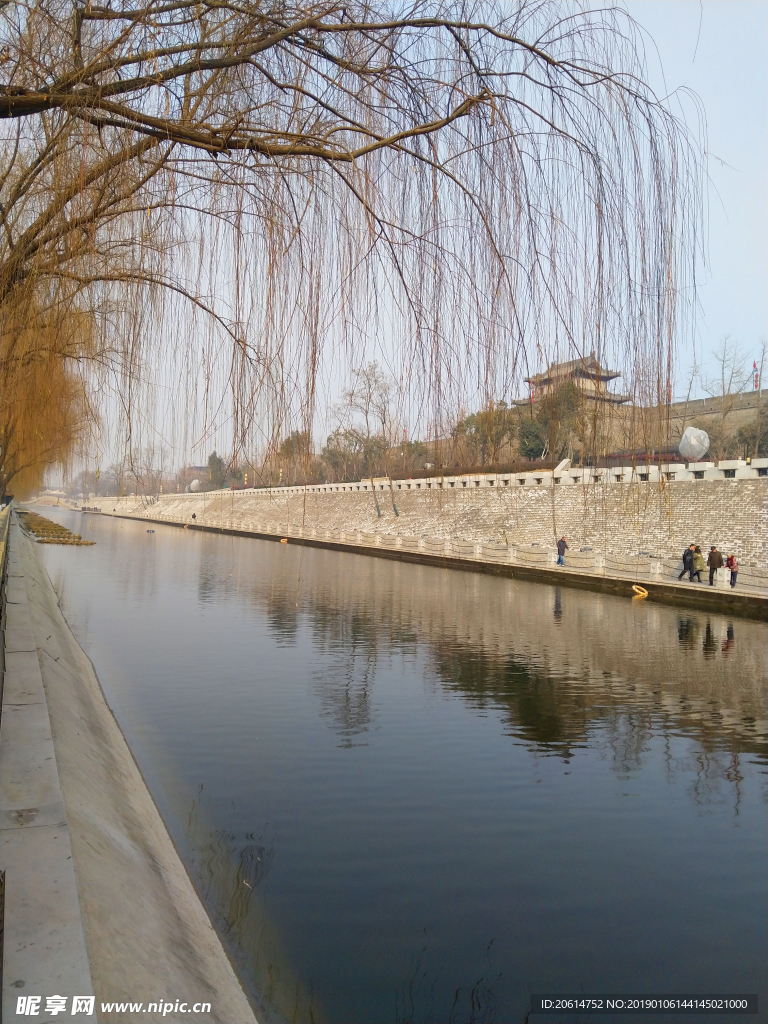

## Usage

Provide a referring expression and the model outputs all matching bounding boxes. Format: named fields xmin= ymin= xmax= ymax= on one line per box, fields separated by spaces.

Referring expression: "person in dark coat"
xmin=707 ymin=546 xmax=723 ymax=586
xmin=556 ymin=536 xmax=568 ymax=566
xmin=678 ymin=544 xmax=695 ymax=581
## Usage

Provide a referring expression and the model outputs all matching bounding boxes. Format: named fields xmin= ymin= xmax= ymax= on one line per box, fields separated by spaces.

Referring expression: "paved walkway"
xmin=601 ymin=565 xmax=766 ymax=597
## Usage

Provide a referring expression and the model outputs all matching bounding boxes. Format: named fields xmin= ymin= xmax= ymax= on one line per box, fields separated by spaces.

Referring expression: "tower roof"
xmin=524 ymin=352 xmax=621 ymax=386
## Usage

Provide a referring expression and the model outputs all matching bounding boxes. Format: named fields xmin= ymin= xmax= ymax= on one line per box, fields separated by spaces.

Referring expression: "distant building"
xmin=515 ymin=352 xmax=629 ymax=405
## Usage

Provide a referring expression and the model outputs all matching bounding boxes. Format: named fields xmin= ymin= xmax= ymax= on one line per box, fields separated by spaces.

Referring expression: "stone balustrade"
xmin=104 ymin=456 xmax=768 ymax=508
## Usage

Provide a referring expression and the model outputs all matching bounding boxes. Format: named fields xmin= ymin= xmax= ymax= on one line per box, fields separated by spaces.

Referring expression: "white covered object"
xmin=678 ymin=426 xmax=710 ymax=460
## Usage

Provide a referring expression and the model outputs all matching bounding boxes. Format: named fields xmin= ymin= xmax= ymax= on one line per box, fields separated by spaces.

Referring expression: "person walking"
xmin=678 ymin=544 xmax=695 ymax=581
xmin=725 ymin=553 xmax=738 ymax=588
xmin=707 ymin=545 xmax=723 ymax=586
xmin=557 ymin=536 xmax=568 ymax=566
xmin=692 ymin=545 xmax=705 ymax=583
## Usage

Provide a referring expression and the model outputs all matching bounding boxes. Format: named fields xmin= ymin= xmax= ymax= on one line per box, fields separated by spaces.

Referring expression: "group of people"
xmin=678 ymin=544 xmax=738 ymax=587
xmin=555 ymin=536 xmax=738 ymax=588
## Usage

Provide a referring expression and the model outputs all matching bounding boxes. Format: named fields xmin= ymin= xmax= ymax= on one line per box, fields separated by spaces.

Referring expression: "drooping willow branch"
xmin=0 ymin=0 xmax=703 ymax=489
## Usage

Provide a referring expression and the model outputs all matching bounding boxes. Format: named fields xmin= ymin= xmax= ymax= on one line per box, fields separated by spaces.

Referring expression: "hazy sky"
xmin=626 ymin=0 xmax=767 ymax=393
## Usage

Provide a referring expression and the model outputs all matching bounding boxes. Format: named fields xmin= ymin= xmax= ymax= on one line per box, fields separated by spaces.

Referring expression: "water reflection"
xmin=313 ymin=655 xmax=374 ymax=745
xmin=249 ymin=555 xmax=766 ymax=766
xmin=677 ymin=615 xmax=699 ymax=649
xmin=702 ymin=619 xmax=717 ymax=659
xmin=553 ymin=587 xmax=563 ymax=624
xmin=722 ymin=623 xmax=735 ymax=656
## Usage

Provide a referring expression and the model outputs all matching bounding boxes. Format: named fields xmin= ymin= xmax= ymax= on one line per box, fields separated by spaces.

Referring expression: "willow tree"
xmin=0 ymin=0 xmax=701 ymax=492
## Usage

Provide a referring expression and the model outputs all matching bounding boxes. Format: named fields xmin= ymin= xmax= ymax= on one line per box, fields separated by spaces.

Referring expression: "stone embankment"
xmin=103 ymin=469 xmax=767 ymax=572
xmin=1 ymin=513 xmax=258 ymax=1023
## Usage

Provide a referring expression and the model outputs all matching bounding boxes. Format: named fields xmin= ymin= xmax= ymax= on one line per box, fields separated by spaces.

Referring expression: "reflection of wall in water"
xmin=245 ymin=547 xmax=767 ymax=763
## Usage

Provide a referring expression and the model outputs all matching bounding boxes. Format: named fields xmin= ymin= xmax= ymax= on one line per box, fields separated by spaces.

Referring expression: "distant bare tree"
xmin=0 ymin=1 xmax=703 ymax=491
xmin=124 ymin=444 xmax=170 ymax=498
xmin=334 ymin=362 xmax=393 ymax=496
xmin=700 ymin=337 xmax=751 ymax=458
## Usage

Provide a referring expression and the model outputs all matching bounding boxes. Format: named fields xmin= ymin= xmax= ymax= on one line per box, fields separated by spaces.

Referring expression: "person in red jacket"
xmin=725 ymin=553 xmax=738 ymax=588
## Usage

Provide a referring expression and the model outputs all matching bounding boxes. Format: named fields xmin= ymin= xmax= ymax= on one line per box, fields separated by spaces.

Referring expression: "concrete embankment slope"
xmin=3 ymin=519 xmax=257 ymax=1024
xmin=0 ymin=514 xmax=94 ymax=1020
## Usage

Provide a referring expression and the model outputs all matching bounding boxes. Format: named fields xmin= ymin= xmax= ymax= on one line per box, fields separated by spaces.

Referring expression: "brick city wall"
xmin=108 ymin=479 xmax=768 ymax=568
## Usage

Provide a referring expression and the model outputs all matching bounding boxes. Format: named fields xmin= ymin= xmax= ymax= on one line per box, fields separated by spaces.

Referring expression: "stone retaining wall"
xmin=104 ymin=479 xmax=768 ymax=570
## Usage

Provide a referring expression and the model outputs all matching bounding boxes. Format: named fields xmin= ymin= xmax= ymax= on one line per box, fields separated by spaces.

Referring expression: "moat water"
xmin=38 ymin=509 xmax=766 ymax=1024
